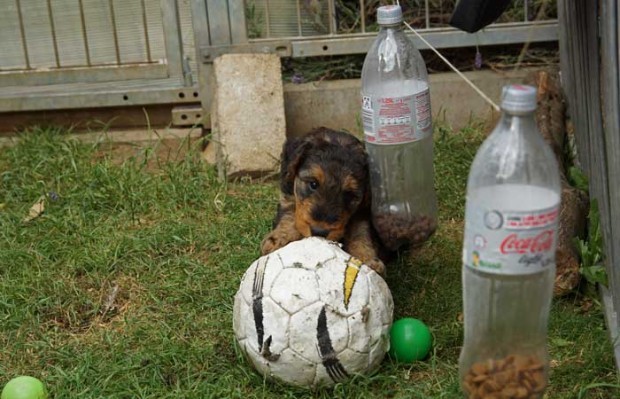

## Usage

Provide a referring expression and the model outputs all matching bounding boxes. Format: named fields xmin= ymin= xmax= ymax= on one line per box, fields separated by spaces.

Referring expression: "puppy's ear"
xmin=357 ymin=158 xmax=372 ymax=210
xmin=360 ymin=183 xmax=372 ymax=210
xmin=280 ymin=137 xmax=311 ymax=195
xmin=346 ymin=137 xmax=371 ymax=210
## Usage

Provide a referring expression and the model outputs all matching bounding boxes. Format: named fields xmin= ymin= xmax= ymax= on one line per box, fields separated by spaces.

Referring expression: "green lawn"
xmin=0 ymin=125 xmax=617 ymax=398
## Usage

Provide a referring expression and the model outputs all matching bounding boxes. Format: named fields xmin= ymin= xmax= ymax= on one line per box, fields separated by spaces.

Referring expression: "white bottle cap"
xmin=501 ymin=84 xmax=538 ymax=113
xmin=377 ymin=5 xmax=403 ymax=25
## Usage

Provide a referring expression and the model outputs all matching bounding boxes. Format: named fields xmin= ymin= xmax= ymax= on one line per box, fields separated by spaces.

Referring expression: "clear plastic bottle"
xmin=459 ymin=85 xmax=561 ymax=399
xmin=361 ymin=4 xmax=437 ymax=251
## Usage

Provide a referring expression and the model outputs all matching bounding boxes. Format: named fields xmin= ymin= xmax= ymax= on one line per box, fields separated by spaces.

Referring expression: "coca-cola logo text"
xmin=499 ymin=230 xmax=554 ymax=254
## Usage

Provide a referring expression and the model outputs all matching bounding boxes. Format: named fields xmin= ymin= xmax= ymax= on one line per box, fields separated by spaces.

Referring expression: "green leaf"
xmin=568 ymin=166 xmax=589 ymax=192
xmin=580 ymin=265 xmax=608 ymax=287
xmin=551 ymin=337 xmax=574 ymax=347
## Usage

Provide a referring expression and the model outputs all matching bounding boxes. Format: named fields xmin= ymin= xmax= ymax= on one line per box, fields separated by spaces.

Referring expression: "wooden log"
xmin=555 ymin=178 xmax=589 ymax=296
xmin=529 ymin=68 xmax=590 ymax=296
xmin=533 ymin=69 xmax=567 ymax=174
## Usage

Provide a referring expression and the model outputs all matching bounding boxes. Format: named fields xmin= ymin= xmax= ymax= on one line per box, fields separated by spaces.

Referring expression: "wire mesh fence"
xmin=246 ymin=0 xmax=557 ymax=39
xmin=1 ymin=0 xmax=167 ymax=71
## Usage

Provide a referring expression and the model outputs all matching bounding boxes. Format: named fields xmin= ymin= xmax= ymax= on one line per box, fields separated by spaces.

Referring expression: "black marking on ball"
xmin=260 ymin=335 xmax=280 ymax=362
xmin=252 ymin=258 xmax=267 ymax=351
xmin=316 ymin=306 xmax=349 ymax=382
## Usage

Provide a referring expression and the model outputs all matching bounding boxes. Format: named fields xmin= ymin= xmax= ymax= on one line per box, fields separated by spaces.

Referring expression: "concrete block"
xmin=284 ymin=79 xmax=362 ymax=138
xmin=210 ymin=53 xmax=286 ymax=178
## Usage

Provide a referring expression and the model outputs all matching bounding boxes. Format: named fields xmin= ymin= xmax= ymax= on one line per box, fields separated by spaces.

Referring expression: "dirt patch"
xmin=39 ymin=275 xmax=146 ymax=337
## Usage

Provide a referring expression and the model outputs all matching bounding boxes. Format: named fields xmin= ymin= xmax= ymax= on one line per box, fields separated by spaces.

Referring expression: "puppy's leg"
xmin=261 ymin=196 xmax=303 ymax=255
xmin=343 ymin=217 xmax=385 ymax=276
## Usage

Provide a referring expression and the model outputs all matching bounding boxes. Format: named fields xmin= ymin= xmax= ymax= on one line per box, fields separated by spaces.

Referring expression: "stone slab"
xmin=210 ymin=53 xmax=286 ymax=178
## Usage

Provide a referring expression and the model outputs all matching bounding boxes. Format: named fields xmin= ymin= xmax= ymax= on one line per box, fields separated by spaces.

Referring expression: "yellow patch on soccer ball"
xmin=343 ymin=257 xmax=362 ymax=309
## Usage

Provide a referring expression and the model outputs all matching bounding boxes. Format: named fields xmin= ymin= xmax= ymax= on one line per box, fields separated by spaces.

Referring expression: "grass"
xmin=0 ymin=124 xmax=618 ymax=398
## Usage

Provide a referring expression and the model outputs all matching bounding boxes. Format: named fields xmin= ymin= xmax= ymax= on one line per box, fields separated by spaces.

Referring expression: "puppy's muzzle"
xmin=310 ymin=226 xmax=330 ymax=238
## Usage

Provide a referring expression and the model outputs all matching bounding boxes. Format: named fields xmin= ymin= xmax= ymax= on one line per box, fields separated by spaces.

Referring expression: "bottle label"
xmin=362 ymin=88 xmax=432 ymax=144
xmin=463 ymin=197 xmax=560 ymax=275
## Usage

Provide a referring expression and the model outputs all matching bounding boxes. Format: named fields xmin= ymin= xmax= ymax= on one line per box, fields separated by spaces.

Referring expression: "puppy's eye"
xmin=308 ymin=180 xmax=319 ymax=190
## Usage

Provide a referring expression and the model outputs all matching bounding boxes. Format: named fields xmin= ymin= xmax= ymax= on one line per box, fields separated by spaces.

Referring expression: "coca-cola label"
xmin=499 ymin=230 xmax=554 ymax=254
xmin=463 ymin=200 xmax=560 ymax=275
xmin=361 ymin=88 xmax=432 ymax=145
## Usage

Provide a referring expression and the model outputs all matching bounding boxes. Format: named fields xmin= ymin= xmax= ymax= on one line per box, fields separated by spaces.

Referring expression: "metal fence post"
xmin=190 ymin=0 xmax=248 ymax=127
xmin=162 ymin=0 xmax=186 ymax=82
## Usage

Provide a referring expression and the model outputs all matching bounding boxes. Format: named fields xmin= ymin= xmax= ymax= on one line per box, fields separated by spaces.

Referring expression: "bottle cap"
xmin=377 ymin=5 xmax=403 ymax=25
xmin=501 ymin=84 xmax=538 ymax=113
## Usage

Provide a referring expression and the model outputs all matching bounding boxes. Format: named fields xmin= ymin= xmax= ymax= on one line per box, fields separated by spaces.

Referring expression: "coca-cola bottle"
xmin=459 ymin=85 xmax=561 ymax=398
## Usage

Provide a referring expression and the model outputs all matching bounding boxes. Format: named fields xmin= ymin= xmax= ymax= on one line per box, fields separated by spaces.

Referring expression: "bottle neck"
xmin=379 ymin=23 xmax=403 ymax=32
xmin=498 ymin=110 xmax=538 ymax=137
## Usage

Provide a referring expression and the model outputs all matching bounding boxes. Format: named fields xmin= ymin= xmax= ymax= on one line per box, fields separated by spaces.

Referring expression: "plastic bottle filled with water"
xmin=459 ymin=85 xmax=561 ymax=398
xmin=361 ymin=4 xmax=437 ymax=251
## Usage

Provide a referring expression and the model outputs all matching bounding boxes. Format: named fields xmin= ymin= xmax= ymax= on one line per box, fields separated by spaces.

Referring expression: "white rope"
xmin=403 ymin=21 xmax=501 ymax=112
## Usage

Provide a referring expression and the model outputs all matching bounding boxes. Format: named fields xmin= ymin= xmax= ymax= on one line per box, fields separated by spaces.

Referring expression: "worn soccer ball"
xmin=233 ymin=237 xmax=394 ymax=387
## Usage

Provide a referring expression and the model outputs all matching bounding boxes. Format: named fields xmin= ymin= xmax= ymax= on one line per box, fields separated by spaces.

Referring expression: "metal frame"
xmin=190 ymin=0 xmax=558 ymax=125
xmin=0 ymin=63 xmax=169 ymax=87
xmin=199 ymin=21 xmax=559 ymax=61
xmin=0 ymin=0 xmax=193 ymax=112
xmin=1 ymin=0 xmax=186 ymax=85
xmin=161 ymin=0 xmax=187 ymax=80
xmin=1 ymin=81 xmax=200 ymax=112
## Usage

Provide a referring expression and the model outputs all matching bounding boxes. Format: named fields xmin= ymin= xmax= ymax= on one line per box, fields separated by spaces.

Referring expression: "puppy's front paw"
xmin=261 ymin=230 xmax=300 ymax=255
xmin=261 ymin=233 xmax=285 ymax=255
xmin=364 ymin=257 xmax=386 ymax=277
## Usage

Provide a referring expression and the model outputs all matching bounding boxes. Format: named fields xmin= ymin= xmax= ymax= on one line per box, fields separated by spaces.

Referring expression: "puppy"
xmin=261 ymin=127 xmax=385 ymax=275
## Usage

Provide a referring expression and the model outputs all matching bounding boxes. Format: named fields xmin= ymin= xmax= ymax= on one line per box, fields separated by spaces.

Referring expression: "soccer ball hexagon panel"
xmin=233 ymin=237 xmax=394 ymax=388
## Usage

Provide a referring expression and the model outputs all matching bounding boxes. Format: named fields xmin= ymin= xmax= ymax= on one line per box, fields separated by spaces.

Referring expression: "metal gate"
xmin=195 ymin=0 xmax=558 ymax=58
xmin=1 ymin=0 xmax=559 ymax=114
xmin=190 ymin=0 xmax=558 ymax=117
xmin=0 ymin=0 xmax=198 ymax=111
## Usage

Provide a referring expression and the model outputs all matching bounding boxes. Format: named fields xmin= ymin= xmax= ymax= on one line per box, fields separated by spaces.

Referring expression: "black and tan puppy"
xmin=261 ymin=127 xmax=385 ymax=275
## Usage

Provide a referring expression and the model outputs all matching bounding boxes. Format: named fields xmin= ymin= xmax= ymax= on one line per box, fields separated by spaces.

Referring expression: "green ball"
xmin=389 ymin=318 xmax=432 ymax=363
xmin=1 ymin=376 xmax=48 ymax=399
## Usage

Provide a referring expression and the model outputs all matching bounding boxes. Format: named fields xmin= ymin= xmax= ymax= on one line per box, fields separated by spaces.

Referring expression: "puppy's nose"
xmin=310 ymin=226 xmax=330 ymax=238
